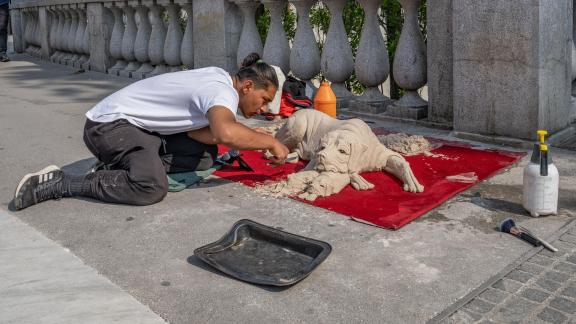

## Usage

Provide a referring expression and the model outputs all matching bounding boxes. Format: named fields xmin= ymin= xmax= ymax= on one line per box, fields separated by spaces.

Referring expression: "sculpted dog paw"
xmin=386 ymin=156 xmax=424 ymax=193
xmin=350 ymin=173 xmax=374 ymax=190
xmin=298 ymin=191 xmax=319 ymax=201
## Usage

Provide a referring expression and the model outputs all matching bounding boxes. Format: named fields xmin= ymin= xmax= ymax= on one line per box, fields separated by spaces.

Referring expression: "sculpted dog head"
xmin=314 ymin=131 xmax=368 ymax=174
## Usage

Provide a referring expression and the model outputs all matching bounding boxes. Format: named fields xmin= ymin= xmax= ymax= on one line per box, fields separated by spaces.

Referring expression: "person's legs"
xmin=159 ymin=132 xmax=218 ymax=173
xmin=81 ymin=119 xmax=168 ymax=205
xmin=14 ymin=119 xmax=168 ymax=210
xmin=0 ymin=4 xmax=9 ymax=62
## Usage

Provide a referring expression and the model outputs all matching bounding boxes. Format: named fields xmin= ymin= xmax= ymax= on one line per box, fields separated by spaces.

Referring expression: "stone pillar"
xmin=350 ymin=0 xmax=391 ymax=114
xmin=453 ymin=0 xmax=572 ymax=139
xmin=193 ymin=0 xmax=240 ymax=71
xmin=321 ymin=0 xmax=355 ymax=105
xmin=178 ymin=1 xmax=194 ymax=69
xmin=133 ymin=1 xmax=154 ymax=79
xmin=289 ymin=0 xmax=320 ymax=97
xmin=234 ymin=0 xmax=262 ymax=67
xmin=162 ymin=1 xmax=184 ymax=72
xmin=261 ymin=0 xmax=290 ymax=73
xmin=38 ymin=7 xmax=51 ymax=60
xmin=387 ymin=0 xmax=428 ymax=120
xmin=427 ymin=0 xmax=453 ymax=123
xmin=10 ymin=8 xmax=25 ymax=53
xmin=87 ymin=2 xmax=114 ymax=73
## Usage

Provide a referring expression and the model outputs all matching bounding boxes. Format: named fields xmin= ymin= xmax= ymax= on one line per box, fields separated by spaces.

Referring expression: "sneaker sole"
xmin=14 ymin=165 xmax=60 ymax=208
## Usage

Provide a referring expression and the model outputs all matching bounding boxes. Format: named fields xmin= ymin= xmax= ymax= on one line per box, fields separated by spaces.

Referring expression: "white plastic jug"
xmin=522 ymin=161 xmax=559 ymax=217
xmin=522 ymin=131 xmax=559 ymax=217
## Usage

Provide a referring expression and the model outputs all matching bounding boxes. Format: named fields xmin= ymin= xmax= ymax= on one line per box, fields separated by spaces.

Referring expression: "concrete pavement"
xmin=0 ymin=54 xmax=575 ymax=323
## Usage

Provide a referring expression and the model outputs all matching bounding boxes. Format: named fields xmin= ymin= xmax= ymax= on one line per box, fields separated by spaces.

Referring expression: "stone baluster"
xmin=81 ymin=5 xmax=91 ymax=70
xmin=74 ymin=5 xmax=88 ymax=68
xmin=52 ymin=6 xmax=65 ymax=62
xmin=178 ymin=1 xmax=193 ymax=69
xmin=118 ymin=2 xmax=140 ymax=78
xmin=22 ymin=10 xmax=32 ymax=54
xmin=321 ymin=0 xmax=355 ymax=105
xmin=234 ymin=0 xmax=263 ymax=67
xmin=61 ymin=6 xmax=74 ymax=61
xmin=106 ymin=3 xmax=128 ymax=75
xmin=32 ymin=10 xmax=42 ymax=56
xmin=148 ymin=3 xmax=169 ymax=76
xmin=66 ymin=5 xmax=80 ymax=64
xmin=261 ymin=0 xmax=290 ymax=73
xmin=25 ymin=10 xmax=36 ymax=55
xmin=35 ymin=9 xmax=43 ymax=56
xmin=48 ymin=6 xmax=60 ymax=61
xmin=387 ymin=0 xmax=428 ymax=119
xmin=572 ymin=0 xmax=576 ymax=98
xmin=29 ymin=8 xmax=38 ymax=56
xmin=162 ymin=1 xmax=183 ymax=72
xmin=350 ymin=0 xmax=391 ymax=113
xmin=289 ymin=0 xmax=320 ymax=96
xmin=60 ymin=5 xmax=72 ymax=61
xmin=132 ymin=1 xmax=154 ymax=79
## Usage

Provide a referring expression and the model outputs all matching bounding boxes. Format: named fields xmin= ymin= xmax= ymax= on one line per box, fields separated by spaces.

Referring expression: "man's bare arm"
xmin=187 ymin=126 xmax=218 ymax=144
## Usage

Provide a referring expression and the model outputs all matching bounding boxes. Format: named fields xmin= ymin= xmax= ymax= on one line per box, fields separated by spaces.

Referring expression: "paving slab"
xmin=0 ymin=210 xmax=166 ymax=324
xmin=1 ymin=55 xmax=575 ymax=323
xmin=441 ymin=221 xmax=576 ymax=324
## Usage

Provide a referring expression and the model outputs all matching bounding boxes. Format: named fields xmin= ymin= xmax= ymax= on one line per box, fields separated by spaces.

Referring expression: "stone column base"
xmin=385 ymin=104 xmax=428 ymax=120
xmin=347 ymin=98 xmax=393 ymax=114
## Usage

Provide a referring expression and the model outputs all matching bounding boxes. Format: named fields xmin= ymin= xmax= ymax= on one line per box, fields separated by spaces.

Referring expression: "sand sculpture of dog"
xmin=269 ymin=109 xmax=424 ymax=201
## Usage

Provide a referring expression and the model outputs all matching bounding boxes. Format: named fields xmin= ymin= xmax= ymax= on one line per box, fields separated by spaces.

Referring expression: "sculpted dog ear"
xmin=347 ymin=141 xmax=368 ymax=173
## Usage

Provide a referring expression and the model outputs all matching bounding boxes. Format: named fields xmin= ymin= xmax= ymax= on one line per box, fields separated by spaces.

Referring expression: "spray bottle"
xmin=522 ymin=130 xmax=559 ymax=217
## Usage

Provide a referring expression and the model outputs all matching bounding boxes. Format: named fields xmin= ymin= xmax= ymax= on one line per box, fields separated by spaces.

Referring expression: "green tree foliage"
xmin=255 ymin=1 xmax=427 ymax=98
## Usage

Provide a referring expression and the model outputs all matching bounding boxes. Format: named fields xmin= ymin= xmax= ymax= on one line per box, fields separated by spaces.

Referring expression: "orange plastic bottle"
xmin=314 ymin=82 xmax=337 ymax=118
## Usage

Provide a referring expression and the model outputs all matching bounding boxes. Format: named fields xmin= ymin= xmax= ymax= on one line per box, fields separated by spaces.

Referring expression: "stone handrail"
xmin=9 ymin=0 xmax=575 ymax=139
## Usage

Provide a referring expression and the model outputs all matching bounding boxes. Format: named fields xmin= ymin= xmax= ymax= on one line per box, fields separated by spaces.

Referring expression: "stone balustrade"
xmin=9 ymin=0 xmax=576 ymax=140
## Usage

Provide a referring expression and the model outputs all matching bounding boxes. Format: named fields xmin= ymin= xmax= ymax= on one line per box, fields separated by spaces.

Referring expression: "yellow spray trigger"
xmin=537 ymin=130 xmax=548 ymax=144
xmin=540 ymin=144 xmax=548 ymax=152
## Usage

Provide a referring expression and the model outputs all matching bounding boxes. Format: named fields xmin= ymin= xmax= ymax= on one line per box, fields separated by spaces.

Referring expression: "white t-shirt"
xmin=85 ymin=67 xmax=239 ymax=135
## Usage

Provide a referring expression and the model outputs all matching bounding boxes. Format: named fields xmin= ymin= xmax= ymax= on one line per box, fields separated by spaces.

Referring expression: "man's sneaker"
xmin=14 ymin=165 xmax=65 ymax=210
xmin=0 ymin=54 xmax=10 ymax=62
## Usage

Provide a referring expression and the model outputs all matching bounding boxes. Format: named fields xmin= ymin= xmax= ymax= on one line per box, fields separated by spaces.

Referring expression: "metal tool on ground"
xmin=499 ymin=218 xmax=558 ymax=252
xmin=215 ymin=149 xmax=254 ymax=172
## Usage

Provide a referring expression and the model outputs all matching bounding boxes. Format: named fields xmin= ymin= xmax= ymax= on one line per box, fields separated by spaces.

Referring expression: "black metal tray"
xmin=194 ymin=219 xmax=332 ymax=286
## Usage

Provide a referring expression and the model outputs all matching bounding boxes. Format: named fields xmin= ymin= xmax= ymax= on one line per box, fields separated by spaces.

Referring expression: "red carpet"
xmin=214 ymin=139 xmax=525 ymax=230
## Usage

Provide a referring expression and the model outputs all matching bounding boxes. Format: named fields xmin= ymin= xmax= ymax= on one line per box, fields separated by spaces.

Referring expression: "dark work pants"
xmin=82 ymin=119 xmax=217 ymax=205
xmin=0 ymin=4 xmax=8 ymax=54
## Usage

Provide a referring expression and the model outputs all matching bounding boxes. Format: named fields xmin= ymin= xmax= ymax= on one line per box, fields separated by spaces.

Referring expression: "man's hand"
xmin=269 ymin=141 xmax=289 ymax=165
xmin=205 ymin=106 xmax=290 ymax=165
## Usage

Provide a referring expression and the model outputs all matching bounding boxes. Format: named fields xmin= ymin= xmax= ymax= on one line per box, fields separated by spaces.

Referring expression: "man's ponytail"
xmin=236 ymin=53 xmax=279 ymax=90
